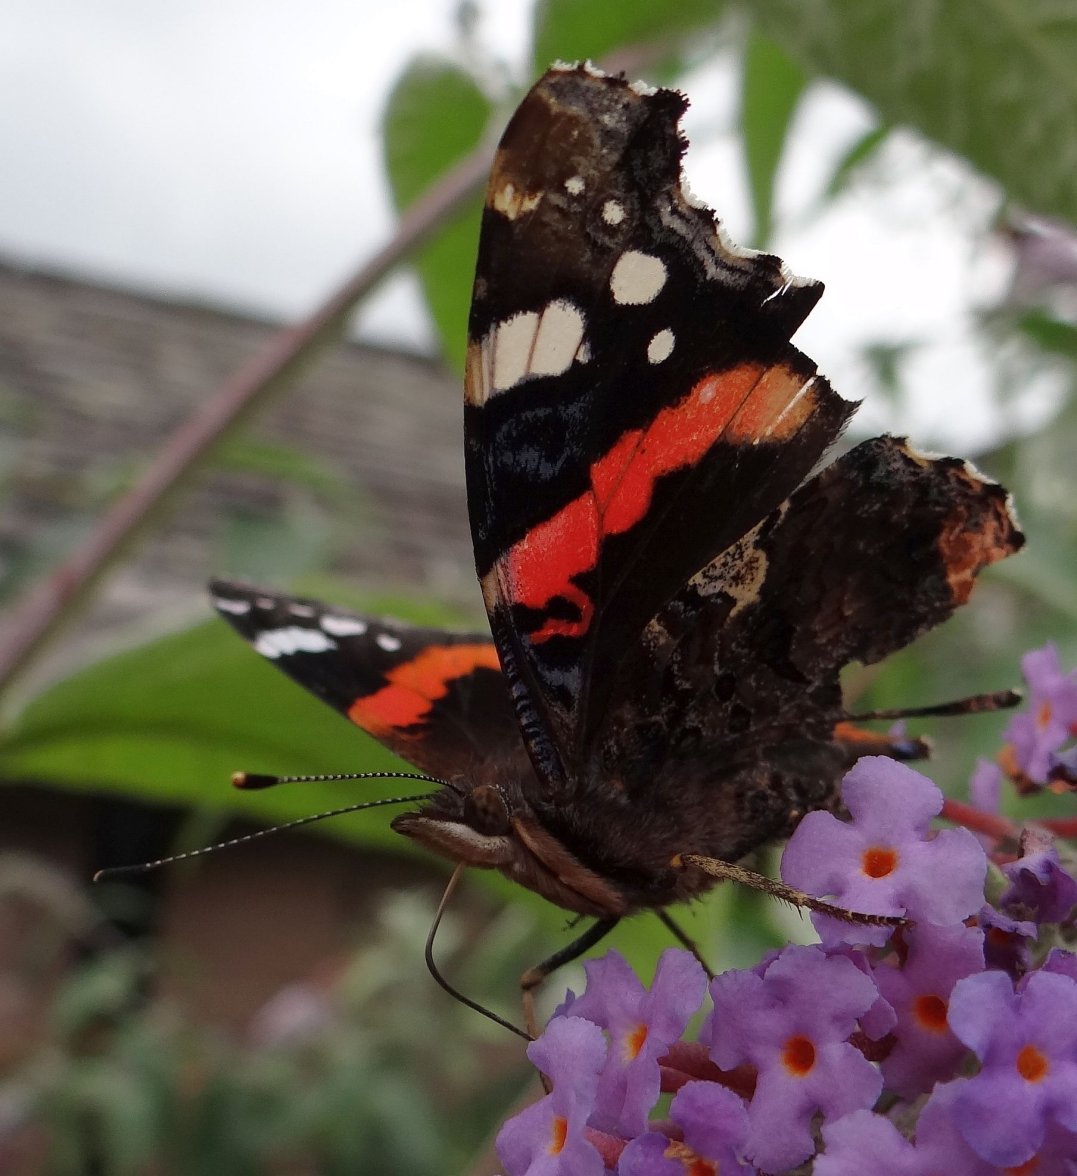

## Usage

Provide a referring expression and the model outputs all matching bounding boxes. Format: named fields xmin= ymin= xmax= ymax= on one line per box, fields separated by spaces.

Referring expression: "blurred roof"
xmin=0 ymin=259 xmax=478 ymax=689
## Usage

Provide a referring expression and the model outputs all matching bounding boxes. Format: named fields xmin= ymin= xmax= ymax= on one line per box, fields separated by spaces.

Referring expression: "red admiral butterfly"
xmin=210 ymin=64 xmax=1023 ymax=1034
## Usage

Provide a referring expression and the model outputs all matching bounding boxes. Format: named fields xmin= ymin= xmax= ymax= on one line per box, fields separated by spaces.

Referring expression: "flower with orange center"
xmin=948 ymin=969 xmax=1077 ymax=1168
xmin=664 ymin=1140 xmax=716 ymax=1176
xmin=495 ymin=1015 xmax=608 ymax=1176
xmin=547 ymin=1115 xmax=568 ymax=1155
xmin=623 ymin=1022 xmax=648 ymax=1061
xmin=861 ymin=845 xmax=898 ymax=878
xmin=707 ymin=945 xmax=881 ymax=1172
xmin=559 ymin=948 xmax=707 ymax=1140
xmin=782 ymin=757 xmax=987 ymax=947
xmin=873 ymin=922 xmax=985 ymax=1099
xmin=1001 ymin=643 xmax=1077 ymax=786
xmin=1016 ymin=1043 xmax=1050 ymax=1084
xmin=616 ymin=1081 xmax=752 ymax=1176
xmin=913 ymin=993 xmax=949 ymax=1032
xmin=781 ymin=1034 xmax=816 ymax=1077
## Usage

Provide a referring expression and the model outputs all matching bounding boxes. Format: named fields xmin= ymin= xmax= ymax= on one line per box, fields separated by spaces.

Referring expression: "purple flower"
xmin=968 ymin=757 xmax=1002 ymax=813
xmin=560 ymin=949 xmax=707 ymax=1137
xmin=978 ymin=902 xmax=1037 ymax=977
xmin=781 ymin=757 xmax=987 ymax=945
xmin=948 ymin=969 xmax=1077 ymax=1167
xmin=1041 ymin=947 xmax=1077 ymax=984
xmin=1029 ymin=1120 xmax=1077 ymax=1171
xmin=1050 ymin=744 xmax=1077 ymax=788
xmin=1000 ymin=827 xmax=1077 ymax=924
xmin=828 ymin=945 xmax=897 ymax=1041
xmin=1002 ymin=643 xmax=1077 ymax=785
xmin=617 ymin=1082 xmax=754 ymax=1174
xmin=816 ymin=1083 xmax=998 ymax=1174
xmin=496 ymin=1016 xmax=608 ymax=1176
xmin=871 ymin=922 xmax=984 ymax=1098
xmin=706 ymin=945 xmax=882 ymax=1172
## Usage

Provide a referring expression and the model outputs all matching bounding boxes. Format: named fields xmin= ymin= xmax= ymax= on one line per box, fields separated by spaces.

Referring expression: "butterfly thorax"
xmin=391 ymin=758 xmax=632 ymax=917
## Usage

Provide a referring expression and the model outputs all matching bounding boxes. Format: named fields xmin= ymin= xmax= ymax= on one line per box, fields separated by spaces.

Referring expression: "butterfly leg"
xmin=674 ymin=854 xmax=908 ymax=929
xmin=832 ymin=720 xmax=931 ymax=764
xmin=521 ymin=916 xmax=620 ymax=1042
xmin=847 ymin=688 xmax=1020 ymax=721
xmin=655 ymin=908 xmax=714 ymax=979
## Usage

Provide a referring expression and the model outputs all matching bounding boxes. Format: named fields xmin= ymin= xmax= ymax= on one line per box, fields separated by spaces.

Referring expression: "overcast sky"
xmin=2 ymin=0 xmax=1054 ymax=449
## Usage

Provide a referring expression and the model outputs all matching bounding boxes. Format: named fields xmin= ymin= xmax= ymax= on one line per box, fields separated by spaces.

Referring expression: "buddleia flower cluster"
xmin=496 ymin=644 xmax=1077 ymax=1174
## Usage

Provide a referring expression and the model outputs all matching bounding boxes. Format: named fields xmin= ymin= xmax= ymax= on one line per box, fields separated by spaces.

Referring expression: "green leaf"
xmin=531 ymin=0 xmax=722 ymax=76
xmin=822 ymin=125 xmax=890 ymax=202
xmin=382 ymin=58 xmax=492 ymax=371
xmin=212 ymin=437 xmax=353 ymax=502
xmin=740 ymin=31 xmax=807 ymax=248
xmin=211 ymin=498 xmax=337 ymax=588
xmin=747 ymin=0 xmax=1077 ymax=222
xmin=1016 ymin=311 xmax=1077 ymax=362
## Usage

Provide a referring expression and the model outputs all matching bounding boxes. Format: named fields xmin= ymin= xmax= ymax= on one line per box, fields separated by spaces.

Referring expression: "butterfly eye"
xmin=463 ymin=783 xmax=511 ymax=836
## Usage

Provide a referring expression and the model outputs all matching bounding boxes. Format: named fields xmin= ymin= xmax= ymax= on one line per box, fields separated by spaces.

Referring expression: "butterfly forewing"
xmin=209 ymin=580 xmax=521 ymax=779
xmin=463 ymin=65 xmax=857 ymax=782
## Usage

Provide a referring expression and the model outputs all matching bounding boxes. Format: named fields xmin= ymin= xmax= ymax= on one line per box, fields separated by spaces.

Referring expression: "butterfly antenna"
xmin=92 ymin=790 xmax=440 ymax=883
xmin=232 ymin=769 xmax=463 ymax=795
xmin=425 ymin=863 xmax=530 ymax=1041
xmin=849 ymin=688 xmax=1021 ymax=722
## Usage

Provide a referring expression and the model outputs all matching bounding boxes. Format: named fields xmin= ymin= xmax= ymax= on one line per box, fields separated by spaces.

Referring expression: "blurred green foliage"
xmin=1 ymin=1 xmax=1075 ymax=1171
xmin=7 ymin=887 xmax=533 ymax=1175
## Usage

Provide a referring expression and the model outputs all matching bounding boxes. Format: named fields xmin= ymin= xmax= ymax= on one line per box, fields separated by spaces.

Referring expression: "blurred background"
xmin=1 ymin=1 xmax=1075 ymax=1171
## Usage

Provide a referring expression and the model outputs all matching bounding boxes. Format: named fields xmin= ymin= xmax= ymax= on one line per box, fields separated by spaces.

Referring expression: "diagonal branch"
xmin=0 ymin=140 xmax=492 ymax=698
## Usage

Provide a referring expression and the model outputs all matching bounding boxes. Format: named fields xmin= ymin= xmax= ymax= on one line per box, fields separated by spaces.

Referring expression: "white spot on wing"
xmin=289 ymin=603 xmax=315 ymax=617
xmin=530 ymin=301 xmax=586 ymax=379
xmin=609 ymin=251 xmax=667 ymax=305
xmin=254 ymin=626 xmax=337 ymax=659
xmin=490 ymin=301 xmax=586 ymax=394
xmin=320 ymin=615 xmax=368 ymax=637
xmin=376 ymin=633 xmax=403 ymax=652
xmin=215 ymin=597 xmax=251 ymax=615
xmin=647 ymin=328 xmax=675 ymax=364
xmin=564 ymin=175 xmax=585 ymax=195
xmin=602 ymin=199 xmax=625 ymax=226
xmin=492 ymin=310 xmax=539 ymax=392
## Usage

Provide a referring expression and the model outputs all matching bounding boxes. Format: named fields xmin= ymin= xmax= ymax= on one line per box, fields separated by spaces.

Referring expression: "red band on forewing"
xmin=500 ymin=362 xmax=813 ymax=642
xmin=347 ymin=643 xmax=501 ymax=738
xmin=498 ymin=492 xmax=599 ymax=643
xmin=724 ymin=364 xmax=816 ymax=442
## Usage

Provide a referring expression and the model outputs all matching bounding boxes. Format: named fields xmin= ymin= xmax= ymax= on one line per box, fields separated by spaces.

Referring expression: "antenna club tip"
xmin=233 ymin=771 xmax=276 ymax=790
xmin=91 ymin=869 xmax=105 ymax=883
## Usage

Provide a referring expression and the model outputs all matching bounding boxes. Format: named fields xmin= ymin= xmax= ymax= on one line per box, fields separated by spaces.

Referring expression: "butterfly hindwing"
xmin=209 ymin=580 xmax=521 ymax=779
xmin=595 ymin=436 xmax=1024 ymax=787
